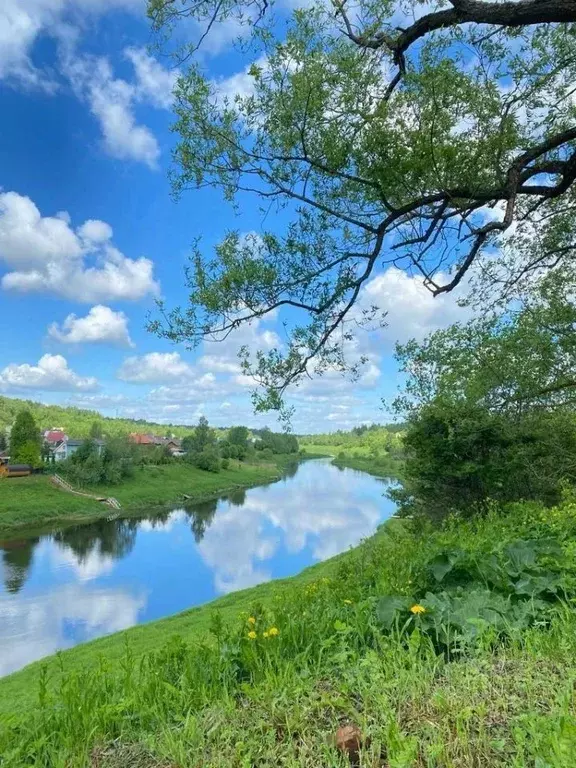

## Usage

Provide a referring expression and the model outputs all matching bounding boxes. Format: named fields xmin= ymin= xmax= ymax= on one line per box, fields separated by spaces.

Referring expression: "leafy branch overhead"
xmin=148 ymin=0 xmax=576 ymax=406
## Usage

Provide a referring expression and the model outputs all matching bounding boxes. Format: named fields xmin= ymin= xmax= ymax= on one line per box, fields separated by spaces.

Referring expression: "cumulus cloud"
xmin=0 ymin=354 xmax=99 ymax=392
xmin=0 ymin=0 xmax=140 ymax=89
xmin=63 ymin=52 xmax=161 ymax=167
xmin=0 ymin=190 xmax=159 ymax=301
xmin=125 ymin=46 xmax=178 ymax=109
xmin=48 ymin=305 xmax=134 ymax=347
xmin=354 ymin=267 xmax=469 ymax=347
xmin=118 ymin=352 xmax=199 ymax=384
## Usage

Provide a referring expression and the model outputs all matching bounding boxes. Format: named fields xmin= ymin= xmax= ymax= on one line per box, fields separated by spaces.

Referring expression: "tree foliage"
xmin=393 ymin=276 xmax=576 ymax=519
xmin=10 ymin=410 xmax=41 ymax=466
xmin=148 ymin=0 xmax=576 ymax=407
xmin=253 ymin=428 xmax=298 ymax=454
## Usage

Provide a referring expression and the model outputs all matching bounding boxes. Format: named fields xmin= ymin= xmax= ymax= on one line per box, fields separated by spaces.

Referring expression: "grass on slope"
xmin=3 ymin=500 xmax=576 ymax=766
xmin=90 ymin=461 xmax=280 ymax=509
xmin=0 ymin=462 xmax=280 ymax=534
xmin=301 ymin=443 xmax=403 ymax=477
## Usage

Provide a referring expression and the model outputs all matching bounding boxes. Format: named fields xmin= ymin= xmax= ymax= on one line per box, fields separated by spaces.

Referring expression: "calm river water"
xmin=0 ymin=459 xmax=396 ymax=676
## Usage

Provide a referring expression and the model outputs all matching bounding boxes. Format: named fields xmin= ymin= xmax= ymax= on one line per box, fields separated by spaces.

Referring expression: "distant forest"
xmin=0 ymin=395 xmax=200 ymax=439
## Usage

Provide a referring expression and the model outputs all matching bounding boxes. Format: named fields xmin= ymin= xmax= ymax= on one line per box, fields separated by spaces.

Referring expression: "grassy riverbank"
xmin=2 ymin=498 xmax=576 ymax=765
xmin=301 ymin=443 xmax=403 ymax=477
xmin=0 ymin=461 xmax=281 ymax=534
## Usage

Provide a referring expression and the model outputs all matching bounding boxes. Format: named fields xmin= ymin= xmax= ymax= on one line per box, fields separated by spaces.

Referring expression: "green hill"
xmin=0 ymin=395 xmax=204 ymax=440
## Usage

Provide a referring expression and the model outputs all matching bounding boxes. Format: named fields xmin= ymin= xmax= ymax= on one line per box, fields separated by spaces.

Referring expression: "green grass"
xmin=0 ymin=462 xmax=281 ymax=535
xmin=2 ymin=499 xmax=576 ymax=766
xmin=300 ymin=443 xmax=403 ymax=477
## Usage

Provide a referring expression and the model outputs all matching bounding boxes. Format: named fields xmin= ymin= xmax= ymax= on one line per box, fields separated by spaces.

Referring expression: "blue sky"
xmin=0 ymin=0 xmax=466 ymax=432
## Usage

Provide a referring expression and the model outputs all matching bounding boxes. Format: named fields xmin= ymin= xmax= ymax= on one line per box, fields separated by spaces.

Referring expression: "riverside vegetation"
xmin=0 ymin=411 xmax=300 ymax=532
xmin=2 ymin=497 xmax=576 ymax=765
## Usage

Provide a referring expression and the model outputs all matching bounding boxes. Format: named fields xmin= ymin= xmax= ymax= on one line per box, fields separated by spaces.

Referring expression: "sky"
xmin=0 ymin=0 xmax=468 ymax=433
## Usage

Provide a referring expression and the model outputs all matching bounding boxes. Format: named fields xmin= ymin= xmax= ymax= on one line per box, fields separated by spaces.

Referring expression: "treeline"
xmin=300 ymin=424 xmax=404 ymax=459
xmin=0 ymin=395 xmax=206 ymax=440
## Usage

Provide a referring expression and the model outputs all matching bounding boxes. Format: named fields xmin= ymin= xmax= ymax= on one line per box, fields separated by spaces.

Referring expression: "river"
xmin=0 ymin=459 xmax=396 ymax=677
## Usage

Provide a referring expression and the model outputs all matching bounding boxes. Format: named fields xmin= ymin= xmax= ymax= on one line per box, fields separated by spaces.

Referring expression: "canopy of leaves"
xmin=148 ymin=0 xmax=576 ymax=407
xmin=9 ymin=410 xmax=41 ymax=465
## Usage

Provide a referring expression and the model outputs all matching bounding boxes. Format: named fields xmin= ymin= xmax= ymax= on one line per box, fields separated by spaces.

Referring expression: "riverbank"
xmin=0 ymin=461 xmax=283 ymax=535
xmin=2 ymin=498 xmax=576 ymax=765
xmin=300 ymin=444 xmax=403 ymax=477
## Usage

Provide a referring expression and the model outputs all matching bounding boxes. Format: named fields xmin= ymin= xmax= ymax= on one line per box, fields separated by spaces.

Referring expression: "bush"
xmin=194 ymin=446 xmax=221 ymax=473
xmin=260 ymin=447 xmax=274 ymax=461
xmin=394 ymin=401 xmax=576 ymax=520
xmin=221 ymin=458 xmax=230 ymax=470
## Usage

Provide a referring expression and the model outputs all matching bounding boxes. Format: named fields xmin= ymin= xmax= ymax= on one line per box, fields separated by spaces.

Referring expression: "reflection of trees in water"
xmin=54 ymin=518 xmax=138 ymax=563
xmin=184 ymin=499 xmax=218 ymax=543
xmin=0 ymin=537 xmax=39 ymax=594
xmin=282 ymin=461 xmax=299 ymax=479
xmin=226 ymin=487 xmax=246 ymax=507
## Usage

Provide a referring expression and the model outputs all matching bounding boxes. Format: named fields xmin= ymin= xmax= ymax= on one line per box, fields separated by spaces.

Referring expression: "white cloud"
xmin=0 ymin=190 xmax=159 ymax=301
xmin=354 ymin=266 xmax=470 ymax=348
xmin=118 ymin=352 xmax=198 ymax=384
xmin=0 ymin=354 xmax=99 ymax=392
xmin=125 ymin=46 xmax=178 ymax=109
xmin=63 ymin=53 xmax=161 ymax=168
xmin=0 ymin=0 xmax=141 ymax=89
xmin=48 ymin=305 xmax=134 ymax=347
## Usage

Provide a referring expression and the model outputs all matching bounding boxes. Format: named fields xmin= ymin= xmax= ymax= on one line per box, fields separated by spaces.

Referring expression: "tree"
xmin=148 ymin=0 xmax=576 ymax=408
xmin=0 ymin=431 xmax=6 ymax=452
xmin=227 ymin=426 xmax=249 ymax=449
xmin=392 ymin=278 xmax=576 ymax=519
xmin=10 ymin=410 xmax=41 ymax=465
xmin=184 ymin=416 xmax=216 ymax=455
xmin=90 ymin=421 xmax=103 ymax=439
xmin=395 ymin=272 xmax=576 ymax=415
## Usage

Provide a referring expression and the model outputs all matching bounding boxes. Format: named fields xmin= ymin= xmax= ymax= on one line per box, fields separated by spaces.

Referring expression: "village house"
xmin=43 ymin=430 xmax=105 ymax=461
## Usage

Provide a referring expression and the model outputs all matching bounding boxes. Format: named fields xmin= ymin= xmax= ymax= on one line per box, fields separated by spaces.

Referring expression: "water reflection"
xmin=0 ymin=460 xmax=395 ymax=676
xmin=1 ymin=538 xmax=39 ymax=594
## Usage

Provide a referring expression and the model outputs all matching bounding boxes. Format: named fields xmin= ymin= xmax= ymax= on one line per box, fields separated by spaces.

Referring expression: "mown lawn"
xmin=2 ymin=501 xmax=576 ymax=766
xmin=0 ymin=461 xmax=280 ymax=535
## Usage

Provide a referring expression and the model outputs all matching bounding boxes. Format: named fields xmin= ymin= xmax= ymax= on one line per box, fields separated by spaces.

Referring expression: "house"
xmin=46 ymin=436 xmax=105 ymax=462
xmin=44 ymin=429 xmax=68 ymax=444
xmin=165 ymin=439 xmax=186 ymax=457
xmin=64 ymin=439 xmax=105 ymax=460
xmin=0 ymin=450 xmax=10 ymax=466
xmin=129 ymin=433 xmax=159 ymax=446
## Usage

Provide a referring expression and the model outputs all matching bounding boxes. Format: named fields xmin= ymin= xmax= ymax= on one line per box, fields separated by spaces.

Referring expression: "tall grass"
xmin=2 ymin=501 xmax=576 ymax=766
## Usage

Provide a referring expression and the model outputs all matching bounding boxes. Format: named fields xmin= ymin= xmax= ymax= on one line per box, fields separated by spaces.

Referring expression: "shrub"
xmin=260 ymin=447 xmax=274 ymax=461
xmin=195 ymin=446 xmax=221 ymax=473
xmin=221 ymin=458 xmax=230 ymax=470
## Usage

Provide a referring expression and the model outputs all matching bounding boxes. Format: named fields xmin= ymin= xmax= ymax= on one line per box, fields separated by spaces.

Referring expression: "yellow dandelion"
xmin=247 ymin=631 xmax=257 ymax=640
xmin=263 ymin=631 xmax=269 ymax=639
xmin=248 ymin=617 xmax=256 ymax=625
xmin=268 ymin=627 xmax=279 ymax=637
xmin=343 ymin=599 xmax=353 ymax=605
xmin=410 ymin=604 xmax=426 ymax=615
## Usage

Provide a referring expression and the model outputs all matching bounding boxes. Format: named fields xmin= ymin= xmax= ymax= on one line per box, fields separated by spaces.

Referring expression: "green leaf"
xmin=428 ymin=552 xmax=461 ymax=583
xmin=376 ymin=596 xmax=413 ymax=629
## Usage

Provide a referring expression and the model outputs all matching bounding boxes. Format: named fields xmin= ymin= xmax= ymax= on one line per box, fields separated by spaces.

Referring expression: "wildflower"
xmin=410 ymin=604 xmax=426 ymax=615
xmin=247 ymin=631 xmax=257 ymax=640
xmin=263 ymin=631 xmax=269 ymax=639
xmin=248 ymin=617 xmax=256 ymax=625
xmin=268 ymin=627 xmax=279 ymax=637
xmin=343 ymin=599 xmax=353 ymax=605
